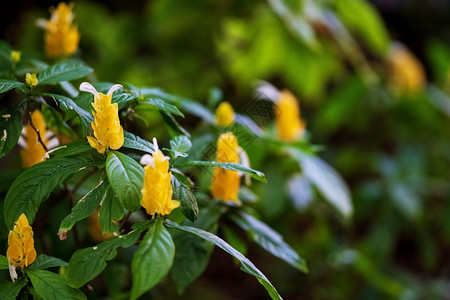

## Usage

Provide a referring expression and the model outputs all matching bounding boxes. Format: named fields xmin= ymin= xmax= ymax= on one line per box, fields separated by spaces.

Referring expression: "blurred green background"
xmin=2 ymin=0 xmax=450 ymax=299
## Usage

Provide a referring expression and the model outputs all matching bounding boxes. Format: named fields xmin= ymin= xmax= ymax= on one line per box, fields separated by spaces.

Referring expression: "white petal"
xmin=107 ymin=84 xmax=123 ymax=97
xmin=46 ymin=137 xmax=59 ymax=150
xmin=9 ymin=264 xmax=17 ymax=282
xmin=254 ymin=80 xmax=280 ymax=102
xmin=140 ymin=154 xmax=155 ymax=167
xmin=152 ymin=137 xmax=159 ymax=151
xmin=36 ymin=18 xmax=48 ymax=29
xmin=18 ymin=134 xmax=26 ymax=148
xmin=79 ymin=82 xmax=99 ymax=99
xmin=238 ymin=147 xmax=252 ymax=185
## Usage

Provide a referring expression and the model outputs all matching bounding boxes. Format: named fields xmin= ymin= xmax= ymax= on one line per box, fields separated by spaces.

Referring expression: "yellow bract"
xmin=80 ymin=82 xmax=124 ymax=154
xmin=7 ymin=214 xmax=37 ymax=269
xmin=10 ymin=51 xmax=21 ymax=65
xmin=275 ymin=90 xmax=305 ymax=142
xmin=215 ymin=101 xmax=235 ymax=127
xmin=140 ymin=139 xmax=180 ymax=216
xmin=388 ymin=45 xmax=425 ymax=96
xmin=211 ymin=132 xmax=240 ymax=202
xmin=40 ymin=2 xmax=79 ymax=57
xmin=20 ymin=110 xmax=49 ymax=168
xmin=25 ymin=73 xmax=38 ymax=87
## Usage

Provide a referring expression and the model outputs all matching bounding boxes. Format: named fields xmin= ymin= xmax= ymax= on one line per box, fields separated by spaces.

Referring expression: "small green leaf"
xmin=0 ymin=79 xmax=24 ymax=94
xmin=41 ymin=104 xmax=77 ymax=140
xmin=59 ymin=179 xmax=108 ymax=233
xmin=106 ymin=151 xmax=144 ymax=211
xmin=165 ymin=220 xmax=282 ymax=300
xmin=139 ymin=98 xmax=184 ymax=117
xmin=66 ymin=230 xmax=141 ymax=288
xmin=29 ymin=254 xmax=68 ymax=270
xmin=37 ymin=60 xmax=92 ymax=85
xmin=122 ymin=131 xmax=155 ymax=153
xmin=231 ymin=212 xmax=308 ymax=273
xmin=0 ymin=100 xmax=26 ymax=158
xmin=27 ymin=269 xmax=86 ymax=300
xmin=169 ymin=135 xmax=192 ymax=158
xmin=131 ymin=218 xmax=175 ymax=300
xmin=50 ymin=141 xmax=94 ymax=157
xmin=0 ymin=255 xmax=8 ymax=270
xmin=0 ymin=278 xmax=27 ymax=300
xmin=160 ymin=111 xmax=190 ymax=137
xmin=177 ymin=160 xmax=266 ymax=182
xmin=99 ymin=185 xmax=124 ymax=234
xmin=172 ymin=176 xmax=198 ymax=222
xmin=4 ymin=155 xmax=105 ymax=228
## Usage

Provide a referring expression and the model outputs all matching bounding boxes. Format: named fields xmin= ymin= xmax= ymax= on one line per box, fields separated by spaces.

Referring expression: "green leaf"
xmin=0 ymin=279 xmax=27 ymax=300
xmin=41 ymin=104 xmax=77 ymax=140
xmin=168 ymin=135 xmax=192 ymax=158
xmin=30 ymin=254 xmax=68 ymax=270
xmin=0 ymin=255 xmax=8 ymax=270
xmin=170 ymin=202 xmax=224 ymax=294
xmin=59 ymin=179 xmax=108 ymax=233
xmin=0 ymin=79 xmax=24 ymax=94
xmin=0 ymin=100 xmax=26 ymax=158
xmin=288 ymin=149 xmax=353 ymax=218
xmin=139 ymin=98 xmax=184 ymax=117
xmin=106 ymin=151 xmax=144 ymax=211
xmin=177 ymin=160 xmax=266 ymax=182
xmin=4 ymin=155 xmax=105 ymax=228
xmin=131 ymin=218 xmax=175 ymax=300
xmin=160 ymin=111 xmax=190 ymax=137
xmin=99 ymin=185 xmax=124 ymax=234
xmin=122 ymin=131 xmax=155 ymax=153
xmin=66 ymin=230 xmax=141 ymax=288
xmin=172 ymin=176 xmax=198 ymax=222
xmin=37 ymin=60 xmax=92 ymax=85
xmin=231 ymin=212 xmax=308 ymax=273
xmin=165 ymin=220 xmax=282 ymax=300
xmin=27 ymin=269 xmax=86 ymax=300
xmin=50 ymin=141 xmax=94 ymax=157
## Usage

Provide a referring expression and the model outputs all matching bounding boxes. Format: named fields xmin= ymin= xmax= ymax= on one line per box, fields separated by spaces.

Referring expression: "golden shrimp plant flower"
xmin=211 ymin=132 xmax=241 ymax=203
xmin=80 ymin=82 xmax=124 ymax=154
xmin=140 ymin=138 xmax=180 ymax=216
xmin=37 ymin=2 xmax=80 ymax=57
xmin=275 ymin=90 xmax=305 ymax=142
xmin=7 ymin=214 xmax=37 ymax=281
xmin=215 ymin=101 xmax=235 ymax=127
xmin=19 ymin=110 xmax=58 ymax=168
xmin=25 ymin=73 xmax=38 ymax=87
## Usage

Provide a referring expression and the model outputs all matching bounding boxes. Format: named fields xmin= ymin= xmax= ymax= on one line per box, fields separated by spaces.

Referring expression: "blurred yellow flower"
xmin=10 ymin=50 xmax=21 ymax=65
xmin=19 ymin=110 xmax=57 ymax=168
xmin=215 ymin=101 xmax=235 ymax=127
xmin=7 ymin=214 xmax=36 ymax=280
xmin=88 ymin=209 xmax=114 ymax=242
xmin=38 ymin=2 xmax=80 ymax=57
xmin=80 ymin=82 xmax=124 ymax=154
xmin=211 ymin=132 xmax=240 ymax=202
xmin=25 ymin=73 xmax=38 ymax=87
xmin=140 ymin=138 xmax=180 ymax=216
xmin=388 ymin=44 xmax=425 ymax=96
xmin=275 ymin=90 xmax=305 ymax=142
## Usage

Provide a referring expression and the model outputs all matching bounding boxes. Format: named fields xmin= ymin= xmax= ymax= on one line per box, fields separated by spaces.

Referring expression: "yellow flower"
xmin=25 ymin=73 xmax=38 ymax=87
xmin=7 ymin=214 xmax=37 ymax=280
xmin=140 ymin=138 xmax=180 ymax=216
xmin=388 ymin=44 xmax=425 ymax=96
xmin=275 ymin=90 xmax=305 ymax=142
xmin=19 ymin=110 xmax=57 ymax=168
xmin=211 ymin=132 xmax=240 ymax=202
xmin=87 ymin=209 xmax=114 ymax=242
xmin=38 ymin=2 xmax=80 ymax=57
xmin=215 ymin=101 xmax=235 ymax=127
xmin=80 ymin=82 xmax=124 ymax=154
xmin=10 ymin=51 xmax=21 ymax=65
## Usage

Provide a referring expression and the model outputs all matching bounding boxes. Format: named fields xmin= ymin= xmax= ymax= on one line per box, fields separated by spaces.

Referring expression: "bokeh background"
xmin=2 ymin=0 xmax=450 ymax=299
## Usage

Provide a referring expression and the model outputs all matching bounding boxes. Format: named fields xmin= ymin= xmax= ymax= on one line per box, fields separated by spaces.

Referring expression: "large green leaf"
xmin=4 ymin=155 xmax=104 ymax=228
xmin=170 ymin=202 xmax=224 ymax=294
xmin=66 ymin=230 xmax=141 ymax=288
xmin=50 ymin=141 xmax=94 ymax=157
xmin=0 ymin=79 xmax=24 ymax=94
xmin=138 ymin=98 xmax=184 ymax=117
xmin=177 ymin=160 xmax=266 ymax=182
xmin=30 ymin=254 xmax=68 ymax=270
xmin=41 ymin=104 xmax=77 ymax=140
xmin=231 ymin=212 xmax=308 ymax=273
xmin=27 ymin=269 xmax=86 ymax=300
xmin=172 ymin=176 xmax=198 ymax=222
xmin=106 ymin=151 xmax=144 ymax=211
xmin=0 ymin=255 xmax=8 ymax=270
xmin=131 ymin=218 xmax=175 ymax=300
xmin=0 ymin=279 xmax=26 ymax=300
xmin=165 ymin=220 xmax=282 ymax=300
xmin=122 ymin=131 xmax=155 ymax=153
xmin=160 ymin=111 xmax=190 ymax=137
xmin=99 ymin=185 xmax=124 ymax=234
xmin=37 ymin=60 xmax=92 ymax=85
xmin=0 ymin=100 xmax=26 ymax=158
xmin=59 ymin=179 xmax=109 ymax=233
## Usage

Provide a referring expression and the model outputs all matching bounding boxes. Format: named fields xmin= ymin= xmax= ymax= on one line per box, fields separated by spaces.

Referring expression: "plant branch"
xmin=27 ymin=111 xmax=49 ymax=153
